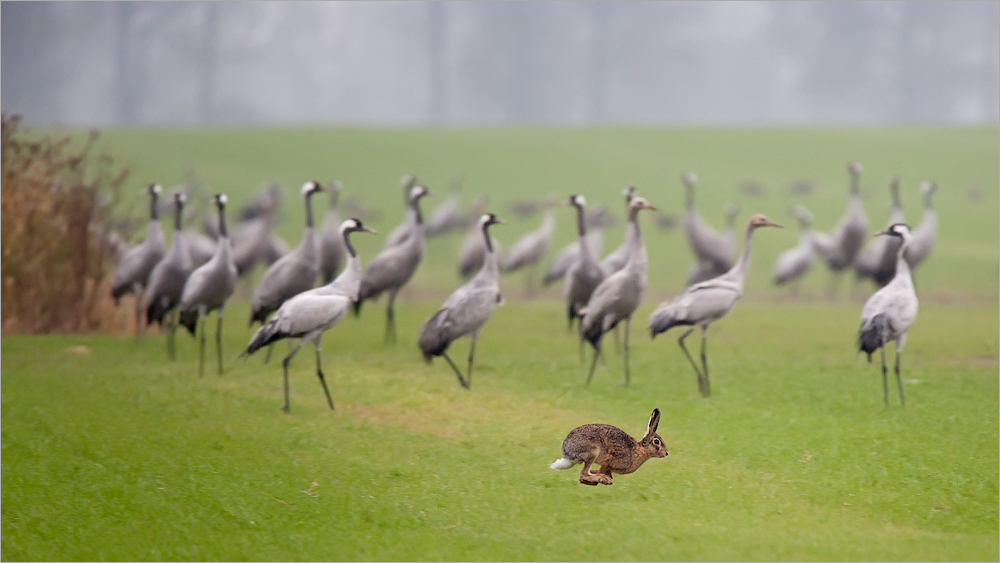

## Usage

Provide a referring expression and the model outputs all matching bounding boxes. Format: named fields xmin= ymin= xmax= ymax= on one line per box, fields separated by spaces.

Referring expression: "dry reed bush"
xmin=1 ymin=113 xmax=134 ymax=334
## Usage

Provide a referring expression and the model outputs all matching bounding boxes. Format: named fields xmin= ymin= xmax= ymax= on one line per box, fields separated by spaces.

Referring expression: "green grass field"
xmin=3 ymin=125 xmax=998 ymax=561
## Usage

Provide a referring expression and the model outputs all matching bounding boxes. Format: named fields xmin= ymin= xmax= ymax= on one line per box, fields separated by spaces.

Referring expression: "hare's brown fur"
xmin=558 ymin=408 xmax=668 ymax=485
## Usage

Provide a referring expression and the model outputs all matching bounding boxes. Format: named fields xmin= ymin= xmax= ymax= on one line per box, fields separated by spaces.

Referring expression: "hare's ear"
xmin=642 ymin=408 xmax=661 ymax=440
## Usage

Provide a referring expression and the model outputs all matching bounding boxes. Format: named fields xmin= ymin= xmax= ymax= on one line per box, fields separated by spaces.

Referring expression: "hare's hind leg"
xmin=596 ymin=465 xmax=614 ymax=485
xmin=578 ymin=461 xmax=603 ymax=485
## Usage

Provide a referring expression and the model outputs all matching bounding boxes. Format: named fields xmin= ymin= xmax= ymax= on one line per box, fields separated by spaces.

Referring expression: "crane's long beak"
xmin=364 ymin=227 xmax=378 ymax=235
xmin=872 ymin=229 xmax=889 ymax=237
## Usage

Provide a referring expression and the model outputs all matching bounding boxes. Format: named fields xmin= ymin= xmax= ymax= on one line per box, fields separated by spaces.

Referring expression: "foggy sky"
xmin=2 ymin=1 xmax=998 ymax=125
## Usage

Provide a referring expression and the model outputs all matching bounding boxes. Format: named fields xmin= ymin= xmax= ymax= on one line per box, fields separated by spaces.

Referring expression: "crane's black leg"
xmin=700 ymin=325 xmax=711 ymax=398
xmin=622 ymin=316 xmax=632 ymax=387
xmin=467 ymin=333 xmax=478 ymax=388
xmin=133 ymin=284 xmax=144 ymax=340
xmin=442 ymin=352 xmax=469 ymax=389
xmin=895 ymin=338 xmax=906 ymax=407
xmin=166 ymin=309 xmax=177 ymax=361
xmin=385 ymin=291 xmax=398 ymax=344
xmin=678 ymin=328 xmax=705 ymax=397
xmin=586 ymin=336 xmax=602 ymax=385
xmin=314 ymin=336 xmax=334 ymax=411
xmin=282 ymin=338 xmax=307 ymax=413
xmin=880 ymin=342 xmax=889 ymax=406
xmin=215 ymin=306 xmax=225 ymax=375
xmin=198 ymin=307 xmax=207 ymax=378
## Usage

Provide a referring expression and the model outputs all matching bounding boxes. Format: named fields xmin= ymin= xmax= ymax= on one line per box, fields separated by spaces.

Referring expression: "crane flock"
xmin=108 ymin=161 xmax=937 ymax=410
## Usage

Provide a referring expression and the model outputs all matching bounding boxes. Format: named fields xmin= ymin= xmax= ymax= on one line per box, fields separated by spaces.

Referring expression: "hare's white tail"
xmin=550 ymin=457 xmax=575 ymax=470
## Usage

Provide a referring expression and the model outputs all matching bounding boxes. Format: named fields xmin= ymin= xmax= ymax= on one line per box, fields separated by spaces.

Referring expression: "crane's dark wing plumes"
xmin=418 ymin=310 xmax=451 ymax=361
xmin=179 ymin=309 xmax=199 ymax=335
xmin=243 ymin=318 xmax=291 ymax=357
xmin=858 ymin=313 xmax=891 ymax=361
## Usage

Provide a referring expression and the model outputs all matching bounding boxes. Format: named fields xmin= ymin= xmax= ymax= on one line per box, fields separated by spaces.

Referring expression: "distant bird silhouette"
xmin=772 ymin=205 xmax=815 ymax=293
xmin=111 ymin=183 xmax=167 ymax=336
xmin=680 ymin=173 xmax=738 ymax=286
xmin=854 ymin=175 xmax=904 ymax=288
xmin=457 ymin=196 xmax=499 ymax=279
xmin=811 ymin=161 xmax=869 ymax=296
xmin=599 ymin=186 xmax=637 ymax=276
xmin=649 ymin=214 xmax=782 ymax=397
xmin=501 ymin=197 xmax=556 ymax=295
xmin=580 ymin=196 xmax=657 ymax=386
xmin=687 ymin=202 xmax=740 ymax=285
xmin=249 ymin=181 xmax=325 ymax=326
xmin=425 ymin=173 xmax=468 ymax=237
xmin=355 ymin=184 xmax=431 ymax=343
xmin=144 ymin=192 xmax=193 ymax=359
xmin=383 ymin=174 xmax=419 ymax=249
xmin=564 ymin=195 xmax=606 ymax=342
xmin=903 ymin=182 xmax=938 ymax=272
xmin=858 ymin=223 xmax=919 ymax=406
xmin=244 ymin=219 xmax=377 ymax=412
xmin=419 ymin=213 xmax=505 ymax=389
xmin=178 ymin=194 xmax=238 ymax=377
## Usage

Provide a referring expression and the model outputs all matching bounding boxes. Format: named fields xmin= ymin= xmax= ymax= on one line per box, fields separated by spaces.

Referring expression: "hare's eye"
xmin=653 ymin=439 xmax=661 ymax=446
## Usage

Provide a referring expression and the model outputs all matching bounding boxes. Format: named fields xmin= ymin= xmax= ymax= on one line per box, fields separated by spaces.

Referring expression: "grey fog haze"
xmin=2 ymin=1 xmax=998 ymax=125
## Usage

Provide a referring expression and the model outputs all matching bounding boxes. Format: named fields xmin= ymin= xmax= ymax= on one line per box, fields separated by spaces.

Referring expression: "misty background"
xmin=2 ymin=1 xmax=998 ymax=126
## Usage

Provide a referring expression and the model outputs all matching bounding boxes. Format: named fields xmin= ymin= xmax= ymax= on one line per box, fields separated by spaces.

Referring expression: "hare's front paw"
xmin=579 ymin=475 xmax=601 ymax=486
xmin=598 ymin=474 xmax=613 ymax=485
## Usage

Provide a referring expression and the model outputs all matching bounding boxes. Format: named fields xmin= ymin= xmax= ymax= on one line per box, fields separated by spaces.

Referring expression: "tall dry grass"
xmin=1 ymin=113 xmax=134 ymax=334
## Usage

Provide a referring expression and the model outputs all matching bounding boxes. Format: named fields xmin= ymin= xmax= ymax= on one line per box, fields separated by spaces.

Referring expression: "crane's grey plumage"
xmin=543 ymin=228 xmax=604 ymax=286
xmin=319 ymin=180 xmax=345 ymax=284
xmin=231 ymin=213 xmax=281 ymax=277
xmin=238 ymin=182 xmax=283 ymax=222
xmin=186 ymin=229 xmax=216 ymax=268
xmin=772 ymin=205 xmax=815 ymax=291
xmin=811 ymin=162 xmax=870 ymax=295
xmin=687 ymin=202 xmax=740 ymax=285
xmin=244 ymin=219 xmax=377 ymax=412
xmin=144 ymin=192 xmax=194 ymax=359
xmin=425 ymin=174 xmax=467 ymax=237
xmin=599 ymin=186 xmax=638 ymax=276
xmin=854 ymin=175 xmax=905 ymax=287
xmin=500 ymin=198 xmax=556 ymax=294
xmin=383 ymin=174 xmax=420 ymax=249
xmin=355 ymin=184 xmax=431 ymax=343
xmin=649 ymin=214 xmax=782 ymax=397
xmin=580 ymin=196 xmax=657 ymax=386
xmin=858 ymin=223 xmax=919 ymax=406
xmin=457 ymin=197 xmax=501 ymax=279
xmin=419 ymin=213 xmax=505 ymax=389
xmin=903 ymin=182 xmax=938 ymax=271
xmin=681 ymin=173 xmax=737 ymax=287
xmin=249 ymin=181 xmax=325 ymax=326
xmin=178 ymin=194 xmax=238 ymax=377
xmin=111 ymin=183 xmax=167 ymax=335
xmin=564 ymin=195 xmax=606 ymax=334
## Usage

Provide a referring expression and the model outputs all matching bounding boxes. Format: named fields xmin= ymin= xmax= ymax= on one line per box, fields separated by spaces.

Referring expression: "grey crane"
xmin=178 ymin=194 xmax=238 ymax=377
xmin=681 ymin=173 xmax=737 ymax=287
xmin=231 ymin=214 xmax=280 ymax=277
xmin=419 ymin=213 xmax=505 ymax=389
xmin=144 ymin=192 xmax=193 ymax=359
xmin=237 ymin=182 xmax=283 ymax=222
xmin=810 ymin=162 xmax=869 ymax=295
xmin=649 ymin=214 xmax=782 ymax=397
xmin=580 ymin=196 xmax=658 ymax=386
xmin=854 ymin=175 xmax=905 ymax=288
xmin=318 ymin=180 xmax=345 ymax=284
xmin=687 ymin=203 xmax=741 ymax=286
xmin=425 ymin=173 xmax=467 ymax=237
xmin=111 ymin=183 xmax=167 ymax=336
xmin=249 ymin=181 xmax=325 ymax=326
xmin=243 ymin=218 xmax=377 ymax=412
xmin=500 ymin=197 xmax=557 ymax=295
xmin=355 ymin=184 xmax=432 ymax=343
xmin=599 ymin=186 xmax=638 ymax=276
xmin=903 ymin=182 xmax=938 ymax=271
xmin=564 ymin=195 xmax=606 ymax=334
xmin=383 ymin=174 xmax=420 ymax=249
xmin=457 ymin=197 xmax=501 ymax=279
xmin=543 ymin=229 xmax=604 ymax=286
xmin=186 ymin=229 xmax=217 ymax=268
xmin=772 ymin=205 xmax=816 ymax=293
xmin=858 ymin=223 xmax=919 ymax=406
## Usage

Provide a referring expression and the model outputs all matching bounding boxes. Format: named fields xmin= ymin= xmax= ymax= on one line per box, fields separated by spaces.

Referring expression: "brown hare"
xmin=550 ymin=408 xmax=668 ymax=485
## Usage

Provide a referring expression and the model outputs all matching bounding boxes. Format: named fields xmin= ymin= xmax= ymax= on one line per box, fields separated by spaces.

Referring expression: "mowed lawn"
xmin=2 ymin=300 xmax=998 ymax=561
xmin=3 ymin=125 xmax=998 ymax=560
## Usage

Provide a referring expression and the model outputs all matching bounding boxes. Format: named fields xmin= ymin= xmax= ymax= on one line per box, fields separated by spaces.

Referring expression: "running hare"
xmin=550 ymin=408 xmax=668 ymax=485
